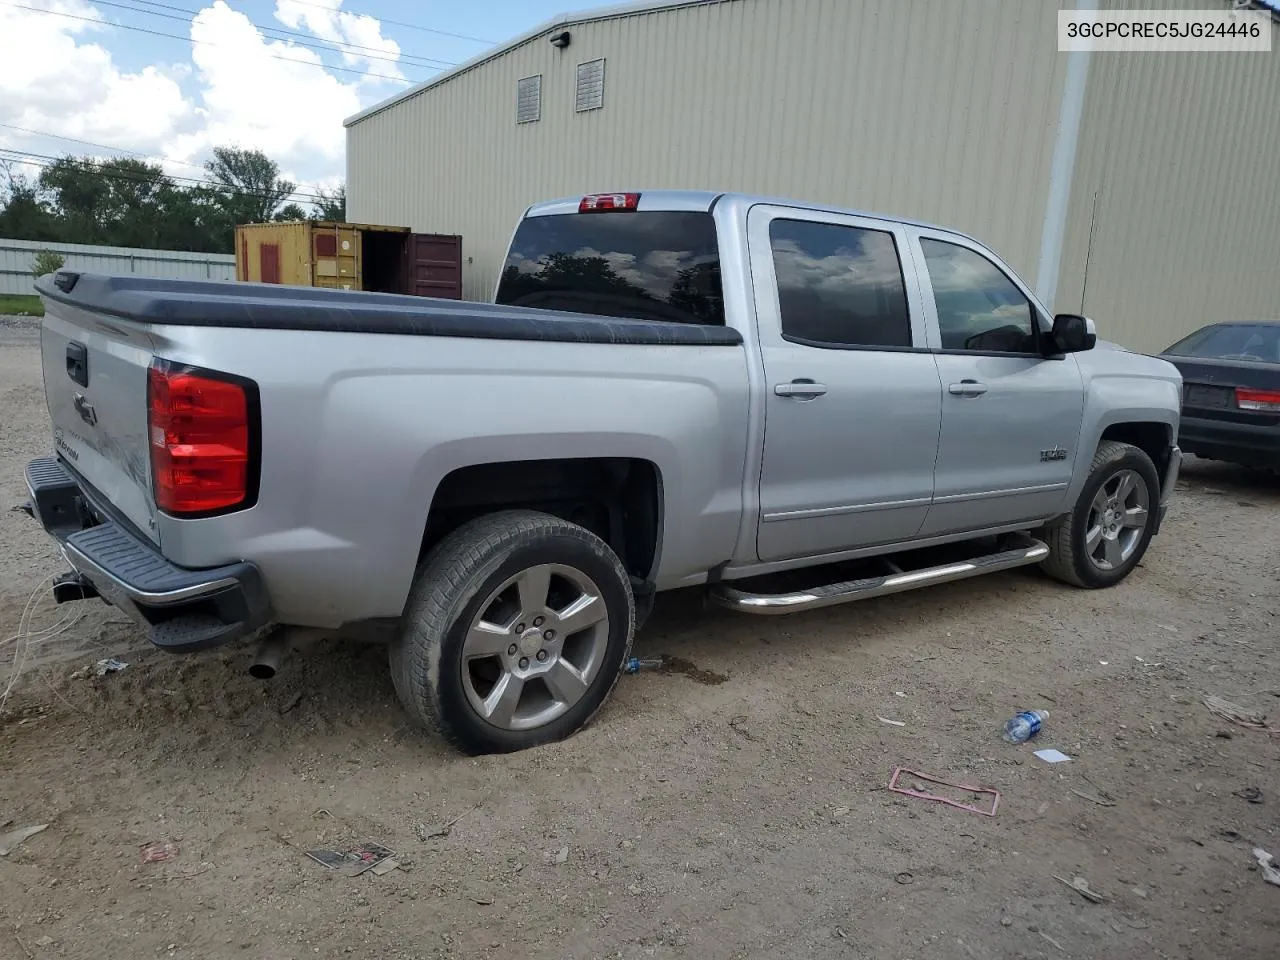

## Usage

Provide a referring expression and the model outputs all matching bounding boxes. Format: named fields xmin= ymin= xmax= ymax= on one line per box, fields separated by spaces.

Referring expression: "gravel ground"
xmin=1 ymin=320 xmax=1278 ymax=960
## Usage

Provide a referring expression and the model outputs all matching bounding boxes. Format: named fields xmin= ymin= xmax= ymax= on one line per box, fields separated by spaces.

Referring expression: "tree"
xmin=0 ymin=164 xmax=59 ymax=241
xmin=314 ymin=183 xmax=345 ymax=221
xmin=31 ymin=250 xmax=65 ymax=276
xmin=274 ymin=202 xmax=310 ymax=222
xmin=204 ymin=146 xmax=296 ymax=224
xmin=153 ymin=185 xmax=235 ymax=253
xmin=39 ymin=156 xmax=172 ymax=247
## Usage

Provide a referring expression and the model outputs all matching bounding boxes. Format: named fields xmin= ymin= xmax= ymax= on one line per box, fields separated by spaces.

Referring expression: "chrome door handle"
xmin=774 ymin=380 xmax=828 ymax=399
xmin=947 ymin=380 xmax=988 ymax=397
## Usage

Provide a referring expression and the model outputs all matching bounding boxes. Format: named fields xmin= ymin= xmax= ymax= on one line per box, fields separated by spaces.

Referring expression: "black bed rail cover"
xmin=33 ymin=272 xmax=744 ymax=347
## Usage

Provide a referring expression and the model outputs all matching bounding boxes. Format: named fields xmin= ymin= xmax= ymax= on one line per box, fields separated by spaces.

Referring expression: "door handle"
xmin=774 ymin=380 xmax=827 ymax=399
xmin=66 ymin=341 xmax=88 ymax=387
xmin=947 ymin=379 xmax=988 ymax=398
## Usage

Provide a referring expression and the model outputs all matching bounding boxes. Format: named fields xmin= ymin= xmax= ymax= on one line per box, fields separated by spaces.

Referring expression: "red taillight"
xmin=579 ymin=192 xmax=640 ymax=213
xmin=1235 ymin=387 xmax=1280 ymax=412
xmin=147 ymin=361 xmax=255 ymax=515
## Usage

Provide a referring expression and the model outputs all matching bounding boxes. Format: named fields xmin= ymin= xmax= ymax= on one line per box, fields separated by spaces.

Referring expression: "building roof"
xmin=344 ymin=0 xmax=729 ymax=127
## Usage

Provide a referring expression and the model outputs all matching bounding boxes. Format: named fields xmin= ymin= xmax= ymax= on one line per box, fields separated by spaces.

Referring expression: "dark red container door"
xmin=259 ymin=243 xmax=282 ymax=284
xmin=403 ymin=233 xmax=462 ymax=299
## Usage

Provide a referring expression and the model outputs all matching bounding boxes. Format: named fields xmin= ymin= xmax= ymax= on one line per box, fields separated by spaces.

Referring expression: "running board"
xmin=710 ymin=534 xmax=1049 ymax=615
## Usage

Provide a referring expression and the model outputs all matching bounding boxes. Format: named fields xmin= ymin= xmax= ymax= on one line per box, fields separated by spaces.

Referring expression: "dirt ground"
xmin=1 ymin=316 xmax=1277 ymax=960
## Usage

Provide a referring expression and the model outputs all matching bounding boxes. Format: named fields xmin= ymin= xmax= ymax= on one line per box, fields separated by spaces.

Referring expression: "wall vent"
xmin=516 ymin=75 xmax=542 ymax=123
xmin=575 ymin=59 xmax=606 ymax=112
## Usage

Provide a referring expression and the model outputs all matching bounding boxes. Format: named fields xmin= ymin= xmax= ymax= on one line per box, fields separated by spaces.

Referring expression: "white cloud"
xmin=0 ymin=1 xmax=188 ymax=156
xmin=166 ymin=1 xmax=366 ymax=176
xmin=0 ymin=0 xmax=404 ymax=190
xmin=273 ymin=0 xmax=403 ymax=79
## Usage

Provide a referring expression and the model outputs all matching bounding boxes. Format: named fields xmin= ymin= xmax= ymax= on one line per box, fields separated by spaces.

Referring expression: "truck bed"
xmin=30 ymin=270 xmax=752 ymax=636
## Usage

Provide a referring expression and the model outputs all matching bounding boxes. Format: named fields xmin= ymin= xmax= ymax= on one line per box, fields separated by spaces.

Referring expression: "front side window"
xmin=769 ymin=219 xmax=911 ymax=348
xmin=920 ymin=239 xmax=1036 ymax=354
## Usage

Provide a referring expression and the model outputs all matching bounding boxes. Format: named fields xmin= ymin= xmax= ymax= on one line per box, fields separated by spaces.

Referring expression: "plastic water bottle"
xmin=1002 ymin=709 xmax=1049 ymax=743
xmin=624 ymin=657 xmax=663 ymax=674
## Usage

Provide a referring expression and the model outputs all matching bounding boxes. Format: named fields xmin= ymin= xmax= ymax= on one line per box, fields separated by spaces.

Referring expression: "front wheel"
xmin=1041 ymin=440 xmax=1160 ymax=588
xmin=390 ymin=510 xmax=634 ymax=754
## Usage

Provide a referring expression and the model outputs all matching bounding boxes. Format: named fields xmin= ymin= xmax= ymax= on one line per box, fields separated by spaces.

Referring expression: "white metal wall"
xmin=348 ymin=0 xmax=1070 ymax=303
xmin=1054 ymin=0 xmax=1280 ymax=352
xmin=0 ymin=237 xmax=235 ymax=296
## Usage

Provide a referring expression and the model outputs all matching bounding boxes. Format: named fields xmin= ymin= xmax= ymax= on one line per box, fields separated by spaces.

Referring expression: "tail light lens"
xmin=148 ymin=361 xmax=258 ymax=515
xmin=1235 ymin=387 xmax=1280 ymax=412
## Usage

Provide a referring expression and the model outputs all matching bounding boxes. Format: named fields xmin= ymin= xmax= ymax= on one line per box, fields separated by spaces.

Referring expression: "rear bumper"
xmin=24 ymin=457 xmax=271 ymax=653
xmin=1178 ymin=416 xmax=1280 ymax=468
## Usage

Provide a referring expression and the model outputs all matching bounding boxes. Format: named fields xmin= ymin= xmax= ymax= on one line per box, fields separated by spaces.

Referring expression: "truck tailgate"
xmin=40 ymin=303 xmax=158 ymax=543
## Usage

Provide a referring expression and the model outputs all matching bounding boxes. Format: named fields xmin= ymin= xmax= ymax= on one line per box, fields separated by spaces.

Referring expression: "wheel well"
xmin=420 ymin=458 xmax=662 ymax=581
xmin=1100 ymin=422 xmax=1172 ymax=476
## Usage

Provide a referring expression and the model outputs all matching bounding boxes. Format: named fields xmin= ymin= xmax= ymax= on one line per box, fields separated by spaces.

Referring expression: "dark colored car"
xmin=1160 ymin=321 xmax=1280 ymax=470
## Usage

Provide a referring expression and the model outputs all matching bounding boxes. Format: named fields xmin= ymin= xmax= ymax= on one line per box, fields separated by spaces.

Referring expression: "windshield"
xmin=495 ymin=211 xmax=724 ymax=325
xmin=1164 ymin=323 xmax=1280 ymax=362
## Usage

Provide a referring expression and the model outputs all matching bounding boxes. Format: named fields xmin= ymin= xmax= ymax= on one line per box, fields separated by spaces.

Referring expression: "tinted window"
xmin=496 ymin=211 xmax=723 ymax=325
xmin=1164 ymin=324 xmax=1280 ymax=362
xmin=920 ymin=239 xmax=1036 ymax=353
xmin=769 ymin=220 xmax=911 ymax=348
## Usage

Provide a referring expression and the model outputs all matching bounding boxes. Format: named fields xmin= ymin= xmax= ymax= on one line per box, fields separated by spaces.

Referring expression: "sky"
xmin=0 ymin=0 xmax=604 ymax=196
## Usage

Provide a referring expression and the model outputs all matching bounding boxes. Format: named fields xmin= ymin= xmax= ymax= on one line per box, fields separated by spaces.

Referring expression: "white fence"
xmin=0 ymin=237 xmax=235 ymax=295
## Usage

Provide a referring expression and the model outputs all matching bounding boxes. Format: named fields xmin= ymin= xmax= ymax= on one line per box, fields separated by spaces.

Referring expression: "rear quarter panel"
xmin=147 ymin=327 xmax=750 ymax=628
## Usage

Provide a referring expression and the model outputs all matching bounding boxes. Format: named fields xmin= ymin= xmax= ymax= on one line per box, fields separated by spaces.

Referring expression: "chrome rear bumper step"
xmin=710 ymin=534 xmax=1049 ymax=615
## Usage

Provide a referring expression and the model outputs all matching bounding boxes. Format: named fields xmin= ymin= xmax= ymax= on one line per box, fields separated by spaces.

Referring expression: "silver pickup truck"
xmin=25 ymin=190 xmax=1182 ymax=753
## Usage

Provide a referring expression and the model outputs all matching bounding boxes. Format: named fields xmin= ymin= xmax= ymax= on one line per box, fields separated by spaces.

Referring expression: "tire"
xmin=1041 ymin=440 xmax=1160 ymax=588
xmin=390 ymin=510 xmax=634 ymax=754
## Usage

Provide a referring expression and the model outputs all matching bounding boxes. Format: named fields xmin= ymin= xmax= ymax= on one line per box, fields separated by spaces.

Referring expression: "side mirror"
xmin=1049 ymin=313 xmax=1096 ymax=354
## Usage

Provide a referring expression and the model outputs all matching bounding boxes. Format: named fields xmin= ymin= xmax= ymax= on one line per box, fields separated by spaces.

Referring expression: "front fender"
xmin=1066 ymin=369 xmax=1181 ymax=507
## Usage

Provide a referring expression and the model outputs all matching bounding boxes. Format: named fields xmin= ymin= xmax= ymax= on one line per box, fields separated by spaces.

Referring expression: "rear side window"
xmin=1164 ymin=324 xmax=1280 ymax=362
xmin=769 ymin=219 xmax=912 ymax=348
xmin=496 ymin=211 xmax=723 ymax=325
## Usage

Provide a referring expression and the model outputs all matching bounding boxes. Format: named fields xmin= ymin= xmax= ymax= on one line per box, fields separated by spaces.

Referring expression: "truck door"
xmin=906 ymin=229 xmax=1085 ymax=536
xmin=749 ymin=206 xmax=944 ymax=562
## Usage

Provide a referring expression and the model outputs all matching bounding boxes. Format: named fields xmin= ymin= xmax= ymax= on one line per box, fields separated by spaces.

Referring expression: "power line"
xmin=276 ymin=0 xmax=496 ymax=44
xmin=0 ymin=147 xmax=330 ymax=204
xmin=0 ymin=122 xmax=210 ymax=174
xmin=1 ymin=152 xmax=330 ymax=208
xmin=104 ymin=0 xmax=458 ymax=69
xmin=0 ymin=125 xmax=340 ymax=203
xmin=2 ymin=2 xmax=420 ymax=84
xmin=0 ymin=147 xmax=329 ymax=201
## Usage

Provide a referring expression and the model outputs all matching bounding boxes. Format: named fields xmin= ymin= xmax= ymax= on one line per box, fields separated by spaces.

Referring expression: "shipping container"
xmin=234 ymin=221 xmax=462 ymax=299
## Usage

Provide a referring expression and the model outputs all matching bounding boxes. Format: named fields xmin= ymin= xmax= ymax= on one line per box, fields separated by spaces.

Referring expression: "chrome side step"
xmin=710 ymin=534 xmax=1049 ymax=616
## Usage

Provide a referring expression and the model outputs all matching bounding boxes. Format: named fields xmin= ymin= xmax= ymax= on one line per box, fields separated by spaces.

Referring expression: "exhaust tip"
xmin=248 ymin=628 xmax=287 ymax=680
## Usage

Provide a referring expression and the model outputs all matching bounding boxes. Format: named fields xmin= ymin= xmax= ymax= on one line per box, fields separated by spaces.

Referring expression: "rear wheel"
xmin=390 ymin=510 xmax=634 ymax=754
xmin=1042 ymin=440 xmax=1159 ymax=588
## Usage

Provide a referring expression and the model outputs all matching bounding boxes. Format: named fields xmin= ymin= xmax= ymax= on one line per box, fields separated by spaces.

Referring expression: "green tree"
xmin=39 ymin=156 xmax=173 ymax=247
xmin=314 ymin=183 xmax=345 ymax=221
xmin=274 ymin=202 xmax=310 ymax=222
xmin=0 ymin=165 xmax=60 ymax=241
xmin=31 ymin=250 xmax=66 ymax=276
xmin=204 ymin=146 xmax=296 ymax=224
xmin=153 ymin=185 xmax=234 ymax=253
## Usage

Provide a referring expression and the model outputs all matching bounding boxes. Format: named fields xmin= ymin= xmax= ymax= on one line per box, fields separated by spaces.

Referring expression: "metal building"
xmin=345 ymin=0 xmax=1280 ymax=352
xmin=1 ymin=237 xmax=234 ymax=295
